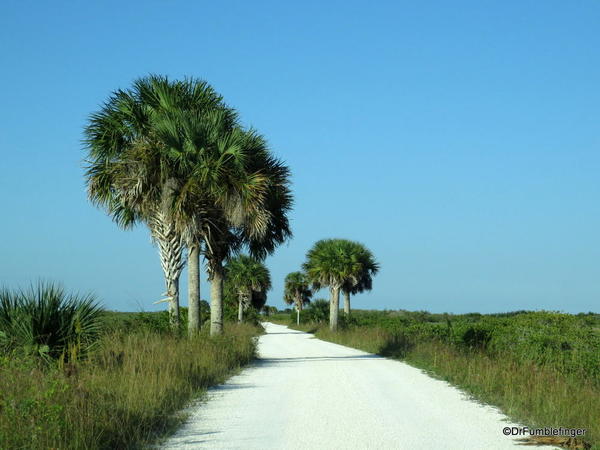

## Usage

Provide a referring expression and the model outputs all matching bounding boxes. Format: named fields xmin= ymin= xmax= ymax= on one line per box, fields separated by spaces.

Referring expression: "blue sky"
xmin=1 ymin=1 xmax=598 ymax=313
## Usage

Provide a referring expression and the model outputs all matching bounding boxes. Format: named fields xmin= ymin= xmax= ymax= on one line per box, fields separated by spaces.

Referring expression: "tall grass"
xmin=0 ymin=283 xmax=259 ymax=449
xmin=0 ymin=323 xmax=258 ymax=449
xmin=404 ymin=341 xmax=599 ymax=448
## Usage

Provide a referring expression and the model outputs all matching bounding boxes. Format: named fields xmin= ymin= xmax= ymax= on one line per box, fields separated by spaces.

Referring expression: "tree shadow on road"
xmin=264 ymin=331 xmax=304 ymax=335
xmin=257 ymin=355 xmax=381 ymax=365
xmin=211 ymin=383 xmax=255 ymax=391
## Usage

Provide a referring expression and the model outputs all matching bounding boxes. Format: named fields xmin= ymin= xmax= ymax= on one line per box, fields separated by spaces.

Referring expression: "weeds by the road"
xmin=0 ymin=322 xmax=258 ymax=449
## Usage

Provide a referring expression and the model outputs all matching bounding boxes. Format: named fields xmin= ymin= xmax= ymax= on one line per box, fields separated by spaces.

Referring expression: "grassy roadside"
xmin=269 ymin=312 xmax=599 ymax=450
xmin=0 ymin=321 xmax=259 ymax=449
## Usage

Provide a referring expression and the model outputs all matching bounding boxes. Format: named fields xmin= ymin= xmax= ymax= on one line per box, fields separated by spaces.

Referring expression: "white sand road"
xmin=163 ymin=322 xmax=556 ymax=450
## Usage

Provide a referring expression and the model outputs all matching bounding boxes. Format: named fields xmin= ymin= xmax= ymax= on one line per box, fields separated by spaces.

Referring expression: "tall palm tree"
xmin=283 ymin=271 xmax=312 ymax=325
xmin=84 ymin=75 xmax=251 ymax=330
xmin=156 ymin=102 xmax=292 ymax=335
xmin=302 ymin=239 xmax=363 ymax=331
xmin=340 ymin=242 xmax=379 ymax=316
xmin=224 ymin=255 xmax=271 ymax=322
xmin=154 ymin=105 xmax=263 ymax=337
xmin=199 ymin=131 xmax=293 ymax=335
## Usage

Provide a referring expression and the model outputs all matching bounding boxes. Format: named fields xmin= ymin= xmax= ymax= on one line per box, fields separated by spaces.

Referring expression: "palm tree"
xmin=340 ymin=242 xmax=379 ymax=316
xmin=199 ymin=131 xmax=293 ymax=335
xmin=224 ymin=255 xmax=271 ymax=322
xmin=85 ymin=75 xmax=247 ymax=331
xmin=157 ymin=105 xmax=292 ymax=335
xmin=85 ymin=75 xmax=292 ymax=335
xmin=156 ymin=106 xmax=255 ymax=337
xmin=302 ymin=239 xmax=364 ymax=331
xmin=283 ymin=271 xmax=312 ymax=325
xmin=250 ymin=290 xmax=268 ymax=311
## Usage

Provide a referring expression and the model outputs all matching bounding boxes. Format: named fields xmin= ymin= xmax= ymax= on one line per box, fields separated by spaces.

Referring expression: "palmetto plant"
xmin=340 ymin=241 xmax=379 ymax=316
xmin=303 ymin=239 xmax=370 ymax=331
xmin=0 ymin=282 xmax=103 ymax=362
xmin=303 ymin=299 xmax=329 ymax=324
xmin=283 ymin=271 xmax=312 ymax=325
xmin=224 ymin=254 xmax=271 ymax=323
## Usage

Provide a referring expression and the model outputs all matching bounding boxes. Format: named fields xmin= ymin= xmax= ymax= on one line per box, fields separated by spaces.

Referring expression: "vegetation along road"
xmin=164 ymin=322 xmax=550 ymax=450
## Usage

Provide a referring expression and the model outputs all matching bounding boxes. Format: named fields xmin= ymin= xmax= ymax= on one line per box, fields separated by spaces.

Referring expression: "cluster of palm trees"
xmin=84 ymin=75 xmax=292 ymax=336
xmin=285 ymin=239 xmax=379 ymax=331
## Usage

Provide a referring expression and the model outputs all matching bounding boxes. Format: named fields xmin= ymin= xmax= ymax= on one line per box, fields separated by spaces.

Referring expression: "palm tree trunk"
xmin=238 ymin=293 xmax=244 ymax=323
xmin=150 ymin=209 xmax=184 ymax=331
xmin=343 ymin=290 xmax=351 ymax=316
xmin=210 ymin=262 xmax=224 ymax=336
xmin=296 ymin=307 xmax=300 ymax=326
xmin=166 ymin=275 xmax=180 ymax=330
xmin=330 ymin=286 xmax=340 ymax=332
xmin=187 ymin=245 xmax=200 ymax=336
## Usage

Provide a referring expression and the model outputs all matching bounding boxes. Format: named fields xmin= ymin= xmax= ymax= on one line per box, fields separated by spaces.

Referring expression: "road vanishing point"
xmin=163 ymin=322 xmax=556 ymax=450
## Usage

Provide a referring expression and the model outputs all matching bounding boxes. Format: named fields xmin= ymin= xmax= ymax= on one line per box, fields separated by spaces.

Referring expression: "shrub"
xmin=224 ymin=302 xmax=262 ymax=326
xmin=300 ymin=299 xmax=329 ymax=324
xmin=451 ymin=321 xmax=495 ymax=350
xmin=104 ymin=302 xmax=212 ymax=335
xmin=0 ymin=282 xmax=103 ymax=362
xmin=292 ymin=308 xmax=600 ymax=383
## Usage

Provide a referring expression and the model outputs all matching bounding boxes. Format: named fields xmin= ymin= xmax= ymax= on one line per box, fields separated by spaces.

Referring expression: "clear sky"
xmin=1 ymin=1 xmax=598 ymax=313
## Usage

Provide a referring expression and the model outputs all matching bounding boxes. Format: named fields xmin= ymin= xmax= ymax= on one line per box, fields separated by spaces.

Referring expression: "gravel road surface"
xmin=163 ymin=322 xmax=552 ymax=449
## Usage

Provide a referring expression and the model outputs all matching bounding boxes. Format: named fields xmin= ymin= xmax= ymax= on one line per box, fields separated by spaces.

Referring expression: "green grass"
xmin=263 ymin=312 xmax=292 ymax=325
xmin=276 ymin=309 xmax=600 ymax=449
xmin=0 ymin=322 xmax=259 ymax=449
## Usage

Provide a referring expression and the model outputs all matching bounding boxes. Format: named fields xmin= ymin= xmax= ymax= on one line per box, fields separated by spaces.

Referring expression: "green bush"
xmin=451 ymin=321 xmax=495 ymax=350
xmin=0 ymin=283 xmax=103 ymax=362
xmin=292 ymin=308 xmax=600 ymax=383
xmin=104 ymin=302 xmax=212 ymax=335
xmin=487 ymin=312 xmax=600 ymax=379
xmin=296 ymin=299 xmax=329 ymax=324
xmin=224 ymin=302 xmax=262 ymax=326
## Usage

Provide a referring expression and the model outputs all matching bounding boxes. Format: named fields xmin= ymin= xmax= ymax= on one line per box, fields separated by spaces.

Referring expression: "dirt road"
xmin=163 ymin=322 xmax=550 ymax=449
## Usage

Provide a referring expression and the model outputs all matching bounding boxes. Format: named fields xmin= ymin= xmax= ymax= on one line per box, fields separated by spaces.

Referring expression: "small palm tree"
xmin=283 ymin=272 xmax=312 ymax=325
xmin=341 ymin=242 xmax=379 ymax=316
xmin=302 ymin=239 xmax=364 ymax=331
xmin=224 ymin=255 xmax=271 ymax=322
